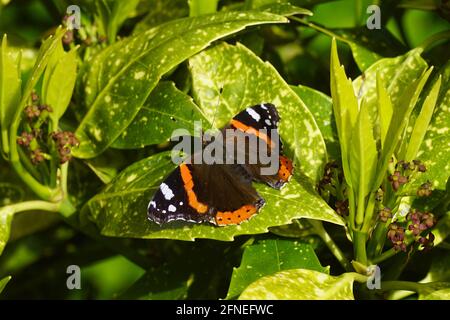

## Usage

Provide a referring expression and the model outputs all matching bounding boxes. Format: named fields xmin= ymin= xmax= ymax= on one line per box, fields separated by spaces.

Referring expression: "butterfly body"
xmin=148 ymin=103 xmax=293 ymax=226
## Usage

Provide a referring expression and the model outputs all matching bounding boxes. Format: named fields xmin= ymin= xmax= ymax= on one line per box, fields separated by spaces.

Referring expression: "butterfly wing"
xmin=148 ymin=162 xmax=264 ymax=226
xmin=226 ymin=103 xmax=293 ymax=189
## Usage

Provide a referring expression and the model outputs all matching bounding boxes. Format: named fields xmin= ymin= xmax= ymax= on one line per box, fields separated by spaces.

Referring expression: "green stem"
xmin=309 ymin=220 xmax=352 ymax=271
xmin=0 ymin=200 xmax=60 ymax=215
xmin=354 ymin=230 xmax=368 ymax=265
xmin=371 ymin=236 xmax=415 ymax=264
xmin=17 ymin=147 xmax=40 ymax=179
xmin=9 ymin=117 xmax=58 ymax=200
xmin=291 ymin=17 xmax=348 ymax=43
xmin=367 ymin=221 xmax=389 ymax=258
xmin=379 ymin=281 xmax=427 ymax=293
xmin=348 ymin=185 xmax=356 ymax=230
xmin=362 ymin=192 xmax=376 ymax=232
xmin=355 ymin=190 xmax=365 ymax=227
xmin=60 ymin=161 xmax=69 ymax=196
xmin=1 ymin=130 xmax=9 ymax=157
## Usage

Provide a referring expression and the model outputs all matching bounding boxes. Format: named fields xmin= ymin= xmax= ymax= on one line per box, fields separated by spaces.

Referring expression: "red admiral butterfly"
xmin=148 ymin=103 xmax=293 ymax=226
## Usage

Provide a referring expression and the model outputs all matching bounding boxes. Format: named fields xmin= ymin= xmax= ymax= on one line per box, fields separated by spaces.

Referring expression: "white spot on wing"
xmin=160 ymin=183 xmax=174 ymax=200
xmin=246 ymin=108 xmax=261 ymax=122
xmin=168 ymin=205 xmax=177 ymax=212
xmin=265 ymin=119 xmax=272 ymax=126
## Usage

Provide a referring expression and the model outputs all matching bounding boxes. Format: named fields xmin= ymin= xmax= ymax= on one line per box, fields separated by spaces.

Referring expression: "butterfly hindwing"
xmin=148 ymin=162 xmax=265 ymax=226
xmin=148 ymin=165 xmax=215 ymax=225
xmin=228 ymin=103 xmax=293 ymax=189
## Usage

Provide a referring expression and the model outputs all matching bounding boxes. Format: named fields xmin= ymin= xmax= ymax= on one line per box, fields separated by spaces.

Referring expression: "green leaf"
xmin=0 ymin=34 xmax=22 ymax=157
xmin=93 ymin=0 xmax=140 ymax=42
xmin=329 ymin=38 xmax=358 ymax=187
xmin=433 ymin=212 xmax=450 ymax=247
xmin=349 ymin=99 xmax=377 ymax=215
xmin=120 ymin=265 xmax=192 ymax=300
xmin=112 ymin=81 xmax=207 ymax=149
xmin=291 ymin=85 xmax=339 ymax=159
xmin=0 ymin=275 xmax=11 ymax=294
xmin=226 ymin=239 xmax=327 ymax=299
xmin=421 ymin=288 xmax=450 ymax=300
xmin=0 ymin=205 xmax=14 ymax=255
xmin=73 ymin=10 xmax=290 ymax=159
xmin=42 ymin=44 xmax=78 ymax=121
xmin=298 ymin=22 xmax=406 ymax=71
xmin=372 ymin=67 xmax=433 ymax=191
xmin=246 ymin=0 xmax=333 ymax=9
xmin=352 ymin=48 xmax=428 ymax=141
xmin=188 ymin=0 xmax=219 ymax=16
xmin=422 ymin=250 xmax=450 ymax=283
xmin=8 ymin=27 xmax=66 ymax=143
xmin=402 ymin=63 xmax=450 ymax=192
xmin=255 ymin=3 xmax=312 ymax=16
xmin=239 ymin=269 xmax=364 ymax=299
xmin=190 ymin=42 xmax=326 ymax=182
xmin=85 ymin=152 xmax=343 ymax=242
xmin=403 ymin=76 xmax=441 ymax=162
xmin=133 ymin=0 xmax=189 ymax=34
xmin=376 ymin=73 xmax=393 ymax=149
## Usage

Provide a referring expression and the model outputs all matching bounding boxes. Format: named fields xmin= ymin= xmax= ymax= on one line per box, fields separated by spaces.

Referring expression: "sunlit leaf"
xmin=372 ymin=67 xmax=432 ymax=191
xmin=112 ymin=81 xmax=207 ymax=149
xmin=190 ymin=42 xmax=326 ymax=182
xmin=402 ymin=63 xmax=450 ymax=192
xmin=349 ymin=99 xmax=377 ymax=210
xmin=42 ymin=42 xmax=78 ymax=121
xmin=0 ymin=34 xmax=21 ymax=157
xmin=239 ymin=269 xmax=363 ymax=299
xmin=330 ymin=38 xmax=358 ymax=187
xmin=376 ymin=73 xmax=393 ymax=149
xmin=226 ymin=239 xmax=327 ymax=299
xmin=73 ymin=10 xmax=290 ymax=159
xmin=291 ymin=85 xmax=339 ymax=159
xmin=421 ymin=288 xmax=450 ymax=300
xmin=403 ymin=76 xmax=441 ymax=162
xmin=0 ymin=275 xmax=11 ymax=294
xmin=0 ymin=205 xmax=14 ymax=255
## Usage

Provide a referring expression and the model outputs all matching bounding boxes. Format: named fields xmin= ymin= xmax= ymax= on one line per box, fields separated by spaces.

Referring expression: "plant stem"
xmin=61 ymin=162 xmax=69 ymax=196
xmin=355 ymin=190 xmax=365 ymax=227
xmin=9 ymin=118 xmax=58 ymax=200
xmin=348 ymin=185 xmax=356 ymax=230
xmin=0 ymin=200 xmax=60 ymax=215
xmin=309 ymin=220 xmax=352 ymax=271
xmin=354 ymin=230 xmax=368 ymax=265
xmin=362 ymin=192 xmax=376 ymax=232
xmin=371 ymin=236 xmax=415 ymax=264
xmin=379 ymin=281 xmax=426 ymax=293
xmin=367 ymin=221 xmax=388 ymax=258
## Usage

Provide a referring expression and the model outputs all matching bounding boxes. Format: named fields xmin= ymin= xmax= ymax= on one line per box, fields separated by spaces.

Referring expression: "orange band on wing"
xmin=180 ymin=163 xmax=208 ymax=214
xmin=230 ymin=119 xmax=274 ymax=149
xmin=215 ymin=204 xmax=258 ymax=226
xmin=278 ymin=155 xmax=293 ymax=182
